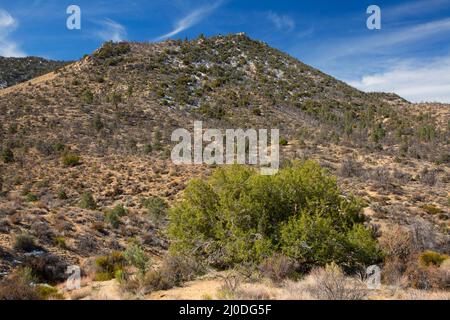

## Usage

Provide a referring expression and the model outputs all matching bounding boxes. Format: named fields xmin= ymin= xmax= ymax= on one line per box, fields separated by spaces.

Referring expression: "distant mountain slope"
xmin=0 ymin=34 xmax=446 ymax=160
xmin=0 ymin=56 xmax=70 ymax=89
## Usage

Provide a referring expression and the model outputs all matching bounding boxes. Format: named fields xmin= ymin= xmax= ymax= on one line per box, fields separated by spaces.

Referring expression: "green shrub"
xmin=61 ymin=152 xmax=81 ymax=167
xmin=94 ymin=251 xmax=126 ymax=281
xmin=419 ymin=251 xmax=448 ymax=267
xmin=92 ymin=114 xmax=104 ymax=131
xmin=82 ymin=89 xmax=94 ymax=104
xmin=53 ymin=236 xmax=67 ymax=249
xmin=79 ymin=191 xmax=97 ymax=210
xmin=421 ymin=205 xmax=443 ymax=215
xmin=57 ymin=189 xmax=68 ymax=200
xmin=124 ymin=242 xmax=151 ymax=278
xmin=13 ymin=233 xmax=37 ymax=252
xmin=35 ymin=285 xmax=64 ymax=300
xmin=169 ymin=161 xmax=382 ymax=271
xmin=142 ymin=197 xmax=168 ymax=224
xmin=109 ymin=204 xmax=128 ymax=217
xmin=105 ymin=211 xmax=120 ymax=228
xmin=25 ymin=193 xmax=39 ymax=202
xmin=279 ymin=137 xmax=288 ymax=146
xmin=143 ymin=144 xmax=153 ymax=154
xmin=0 ymin=148 xmax=14 ymax=163
xmin=94 ymin=41 xmax=131 ymax=59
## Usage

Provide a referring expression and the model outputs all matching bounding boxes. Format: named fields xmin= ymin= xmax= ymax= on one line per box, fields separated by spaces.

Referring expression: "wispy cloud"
xmin=385 ymin=0 xmax=450 ymax=19
xmin=267 ymin=12 xmax=295 ymax=31
xmin=154 ymin=1 xmax=223 ymax=41
xmin=316 ymin=17 xmax=450 ymax=63
xmin=0 ymin=9 xmax=26 ymax=57
xmin=96 ymin=19 xmax=127 ymax=42
xmin=349 ymin=56 xmax=450 ymax=103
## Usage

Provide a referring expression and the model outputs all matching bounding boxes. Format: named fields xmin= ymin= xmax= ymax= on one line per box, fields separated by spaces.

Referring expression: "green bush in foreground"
xmin=169 ymin=161 xmax=383 ymax=271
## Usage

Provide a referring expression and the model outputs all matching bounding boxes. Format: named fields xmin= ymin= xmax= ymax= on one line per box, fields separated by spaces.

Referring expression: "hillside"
xmin=0 ymin=34 xmax=449 ymax=299
xmin=0 ymin=56 xmax=69 ymax=89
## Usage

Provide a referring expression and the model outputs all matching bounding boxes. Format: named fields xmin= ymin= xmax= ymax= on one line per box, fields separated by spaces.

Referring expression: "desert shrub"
xmin=143 ymin=144 xmax=153 ymax=154
xmin=81 ymin=89 xmax=94 ymax=104
xmin=53 ymin=236 xmax=67 ymax=249
xmin=124 ymin=242 xmax=151 ymax=278
xmin=419 ymin=251 xmax=448 ymax=267
xmin=217 ymin=273 xmax=242 ymax=300
xmin=0 ymin=148 xmax=14 ymax=163
xmin=339 ymin=158 xmax=363 ymax=178
xmin=406 ymin=264 xmax=448 ymax=290
xmin=105 ymin=210 xmax=120 ymax=228
xmin=57 ymin=189 xmax=68 ymax=200
xmin=279 ymin=137 xmax=288 ymax=146
xmin=142 ymin=197 xmax=168 ymax=224
xmin=169 ymin=161 xmax=382 ymax=271
xmin=25 ymin=193 xmax=39 ymax=202
xmin=0 ymin=268 xmax=40 ymax=300
xmin=77 ymin=235 xmax=98 ymax=255
xmin=379 ymin=226 xmax=415 ymax=286
xmin=380 ymin=226 xmax=413 ymax=262
xmin=61 ymin=152 xmax=81 ymax=167
xmin=143 ymin=254 xmax=203 ymax=291
xmin=94 ymin=251 xmax=126 ymax=281
xmin=420 ymin=168 xmax=437 ymax=186
xmin=79 ymin=191 xmax=97 ymax=210
xmin=258 ymin=253 xmax=298 ymax=283
xmin=370 ymin=166 xmax=393 ymax=191
xmin=35 ymin=285 xmax=64 ymax=300
xmin=108 ymin=91 xmax=122 ymax=108
xmin=421 ymin=205 xmax=443 ymax=215
xmin=92 ymin=114 xmax=103 ymax=131
xmin=94 ymin=41 xmax=131 ymax=59
xmin=305 ymin=263 xmax=368 ymax=300
xmin=23 ymin=253 xmax=68 ymax=284
xmin=109 ymin=204 xmax=128 ymax=217
xmin=13 ymin=233 xmax=37 ymax=252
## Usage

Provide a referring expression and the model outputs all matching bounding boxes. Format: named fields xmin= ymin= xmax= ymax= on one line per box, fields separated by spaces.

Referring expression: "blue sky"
xmin=1 ymin=0 xmax=450 ymax=102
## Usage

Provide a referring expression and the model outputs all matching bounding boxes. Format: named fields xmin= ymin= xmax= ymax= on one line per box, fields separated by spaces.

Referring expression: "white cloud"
xmin=349 ymin=56 xmax=450 ymax=103
xmin=96 ymin=19 xmax=127 ymax=42
xmin=386 ymin=0 xmax=450 ymax=19
xmin=329 ymin=17 xmax=450 ymax=60
xmin=0 ymin=9 xmax=26 ymax=57
xmin=267 ymin=12 xmax=295 ymax=31
xmin=154 ymin=1 xmax=223 ymax=41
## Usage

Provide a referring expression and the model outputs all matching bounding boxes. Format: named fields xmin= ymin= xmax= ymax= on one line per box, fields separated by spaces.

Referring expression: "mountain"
xmin=0 ymin=56 xmax=69 ymax=89
xmin=0 ymin=34 xmax=448 ymax=298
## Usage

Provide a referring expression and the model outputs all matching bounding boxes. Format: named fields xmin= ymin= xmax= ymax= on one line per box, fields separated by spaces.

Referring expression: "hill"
xmin=0 ymin=34 xmax=448 ymax=299
xmin=0 ymin=56 xmax=69 ymax=89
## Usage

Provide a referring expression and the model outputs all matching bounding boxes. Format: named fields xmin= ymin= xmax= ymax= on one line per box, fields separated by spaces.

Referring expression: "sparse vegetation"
xmin=13 ymin=233 xmax=37 ymax=252
xmin=61 ymin=152 xmax=81 ymax=167
xmin=79 ymin=191 xmax=97 ymax=210
xmin=419 ymin=251 xmax=448 ymax=267
xmin=0 ymin=33 xmax=448 ymax=301
xmin=142 ymin=196 xmax=168 ymax=224
xmin=94 ymin=251 xmax=126 ymax=281
xmin=0 ymin=148 xmax=14 ymax=163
